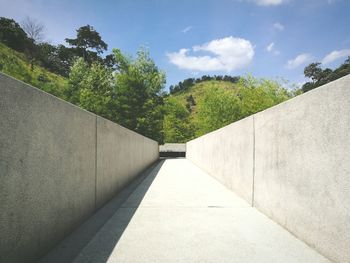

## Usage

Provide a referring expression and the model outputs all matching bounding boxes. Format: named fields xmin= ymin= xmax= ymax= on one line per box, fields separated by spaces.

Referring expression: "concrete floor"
xmin=42 ymin=158 xmax=330 ymax=263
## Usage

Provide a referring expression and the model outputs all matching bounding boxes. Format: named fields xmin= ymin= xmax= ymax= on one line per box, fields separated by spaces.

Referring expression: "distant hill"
xmin=163 ymin=79 xmax=243 ymax=143
xmin=0 ymin=41 xmax=293 ymax=145
xmin=163 ymin=77 xmax=293 ymax=143
xmin=0 ymin=43 xmax=68 ymax=99
xmin=168 ymin=79 xmax=238 ymax=123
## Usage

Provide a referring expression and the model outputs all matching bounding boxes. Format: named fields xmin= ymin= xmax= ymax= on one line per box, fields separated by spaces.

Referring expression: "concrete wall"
xmin=186 ymin=75 xmax=350 ymax=263
xmin=96 ymin=117 xmax=158 ymax=208
xmin=186 ymin=116 xmax=254 ymax=204
xmin=159 ymin=143 xmax=186 ymax=153
xmin=0 ymin=73 xmax=159 ymax=263
xmin=159 ymin=143 xmax=186 ymax=157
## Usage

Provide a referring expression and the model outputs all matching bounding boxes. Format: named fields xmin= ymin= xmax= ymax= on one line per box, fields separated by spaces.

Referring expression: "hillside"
xmin=0 ymin=43 xmax=68 ymax=99
xmin=163 ymin=77 xmax=293 ymax=143
xmin=0 ymin=41 xmax=292 ymax=145
xmin=169 ymin=80 xmax=238 ymax=122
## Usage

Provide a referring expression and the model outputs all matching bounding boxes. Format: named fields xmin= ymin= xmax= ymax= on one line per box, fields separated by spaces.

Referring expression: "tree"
xmin=0 ymin=17 xmax=29 ymax=52
xmin=197 ymin=87 xmax=241 ymax=136
xmin=185 ymin=94 xmax=196 ymax=112
xmin=56 ymin=45 xmax=78 ymax=76
xmin=78 ymin=62 xmax=115 ymax=120
xmin=21 ymin=17 xmax=45 ymax=71
xmin=21 ymin=17 xmax=45 ymax=44
xmin=66 ymin=48 xmax=166 ymax=142
xmin=237 ymin=75 xmax=291 ymax=118
xmin=66 ymin=58 xmax=115 ymax=120
xmin=65 ymin=25 xmax=107 ymax=63
xmin=66 ymin=58 xmax=89 ymax=105
xmin=345 ymin=57 xmax=350 ymax=65
xmin=104 ymin=54 xmax=117 ymax=69
xmin=35 ymin=43 xmax=75 ymax=77
xmin=169 ymin=75 xmax=240 ymax=94
xmin=163 ymin=97 xmax=194 ymax=143
xmin=193 ymin=75 xmax=292 ymax=137
xmin=113 ymin=47 xmax=166 ymax=142
xmin=331 ymin=56 xmax=350 ymax=79
xmin=302 ymin=57 xmax=350 ymax=93
xmin=36 ymin=42 xmax=58 ymax=71
xmin=304 ymin=62 xmax=322 ymax=83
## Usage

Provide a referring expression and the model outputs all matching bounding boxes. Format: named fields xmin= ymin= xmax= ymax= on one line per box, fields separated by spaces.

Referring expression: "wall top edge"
xmin=0 ymin=72 xmax=158 ymax=144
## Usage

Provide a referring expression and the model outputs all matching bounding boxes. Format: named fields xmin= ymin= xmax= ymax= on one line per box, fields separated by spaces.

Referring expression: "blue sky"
xmin=1 ymin=0 xmax=349 ymax=89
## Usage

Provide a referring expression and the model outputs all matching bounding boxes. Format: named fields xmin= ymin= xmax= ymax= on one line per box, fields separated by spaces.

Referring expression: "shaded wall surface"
xmin=159 ymin=143 xmax=186 ymax=158
xmin=0 ymin=73 xmax=159 ymax=263
xmin=186 ymin=75 xmax=350 ymax=263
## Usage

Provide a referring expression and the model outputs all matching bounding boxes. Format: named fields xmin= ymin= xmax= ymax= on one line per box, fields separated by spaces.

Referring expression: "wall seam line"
xmin=94 ymin=115 xmax=97 ymax=209
xmin=252 ymin=115 xmax=255 ymax=207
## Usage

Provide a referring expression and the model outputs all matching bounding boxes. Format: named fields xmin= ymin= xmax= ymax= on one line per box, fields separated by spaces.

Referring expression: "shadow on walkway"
xmin=39 ymin=159 xmax=165 ymax=263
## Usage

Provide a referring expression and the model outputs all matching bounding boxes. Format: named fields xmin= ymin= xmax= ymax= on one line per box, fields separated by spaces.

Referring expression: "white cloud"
xmin=266 ymin=42 xmax=280 ymax=55
xmin=286 ymin=53 xmax=313 ymax=69
xmin=253 ymin=0 xmax=285 ymax=6
xmin=182 ymin=26 xmax=193 ymax=33
xmin=266 ymin=42 xmax=275 ymax=52
xmin=240 ymin=0 xmax=286 ymax=6
xmin=167 ymin=36 xmax=254 ymax=72
xmin=273 ymin=22 xmax=284 ymax=31
xmin=321 ymin=49 xmax=350 ymax=65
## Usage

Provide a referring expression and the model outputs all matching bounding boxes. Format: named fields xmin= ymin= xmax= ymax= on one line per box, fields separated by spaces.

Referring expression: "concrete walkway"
xmin=42 ymin=159 xmax=330 ymax=263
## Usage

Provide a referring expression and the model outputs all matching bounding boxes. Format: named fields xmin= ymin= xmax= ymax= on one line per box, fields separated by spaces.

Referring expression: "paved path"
xmin=43 ymin=158 xmax=330 ymax=263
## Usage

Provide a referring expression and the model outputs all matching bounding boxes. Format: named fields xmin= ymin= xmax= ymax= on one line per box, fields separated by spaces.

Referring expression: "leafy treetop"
xmin=65 ymin=25 xmax=107 ymax=54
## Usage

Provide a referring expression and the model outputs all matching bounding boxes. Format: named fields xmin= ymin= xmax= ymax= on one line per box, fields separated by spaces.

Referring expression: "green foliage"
xmin=1 ymin=16 xmax=167 ymax=142
xmin=0 ymin=42 xmax=68 ymax=98
xmin=1 ymin=16 xmax=300 ymax=144
xmin=65 ymin=25 xmax=107 ymax=64
xmin=1 ymin=34 xmax=166 ymax=142
xmin=0 ymin=17 xmax=29 ymax=52
xmin=302 ymin=57 xmax=350 ymax=92
xmin=165 ymin=76 xmax=293 ymax=141
xmin=66 ymin=58 xmax=89 ymax=104
xmin=236 ymin=75 xmax=291 ymax=118
xmin=66 ymin=58 xmax=115 ymax=120
xmin=196 ymin=87 xmax=241 ymax=136
xmin=65 ymin=25 xmax=107 ymax=54
xmin=169 ymin=75 xmax=239 ymax=94
xmin=0 ymin=17 xmax=111 ymax=77
xmin=163 ymin=97 xmax=195 ymax=143
xmin=113 ymin=48 xmax=166 ymax=142
xmin=35 ymin=43 xmax=76 ymax=77
xmin=185 ymin=94 xmax=196 ymax=112
xmin=66 ymin=48 xmax=166 ymax=143
xmin=304 ymin=62 xmax=323 ymax=82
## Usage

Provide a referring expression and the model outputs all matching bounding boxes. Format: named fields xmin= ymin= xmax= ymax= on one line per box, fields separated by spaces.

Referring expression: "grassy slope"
xmin=168 ymin=80 xmax=238 ymax=122
xmin=0 ymin=43 xmax=68 ymax=98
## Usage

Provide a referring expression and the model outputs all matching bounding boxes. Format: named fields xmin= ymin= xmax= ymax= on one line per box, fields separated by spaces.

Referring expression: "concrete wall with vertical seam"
xmin=0 ymin=72 xmax=159 ymax=263
xmin=253 ymin=75 xmax=350 ymax=263
xmin=186 ymin=75 xmax=350 ymax=263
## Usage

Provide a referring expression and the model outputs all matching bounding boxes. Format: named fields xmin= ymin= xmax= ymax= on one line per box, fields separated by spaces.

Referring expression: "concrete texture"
xmin=186 ymin=116 xmax=254 ymax=204
xmin=96 ymin=116 xmax=159 ymax=208
xmin=39 ymin=161 xmax=162 ymax=263
xmin=254 ymin=75 xmax=350 ymax=263
xmin=159 ymin=143 xmax=186 ymax=152
xmin=64 ymin=159 xmax=330 ymax=263
xmin=0 ymin=73 xmax=97 ymax=263
xmin=0 ymin=73 xmax=159 ymax=263
xmin=159 ymin=143 xmax=186 ymax=157
xmin=186 ymin=74 xmax=350 ymax=263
